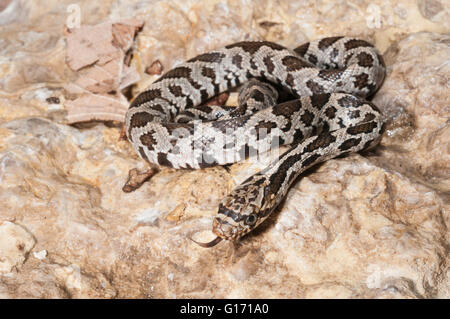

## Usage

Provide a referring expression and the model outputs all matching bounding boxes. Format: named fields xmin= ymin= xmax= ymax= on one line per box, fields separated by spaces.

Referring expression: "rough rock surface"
xmin=0 ymin=0 xmax=448 ymax=298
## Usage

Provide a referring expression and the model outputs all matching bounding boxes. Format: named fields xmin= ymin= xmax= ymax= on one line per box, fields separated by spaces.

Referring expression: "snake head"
xmin=212 ymin=174 xmax=275 ymax=241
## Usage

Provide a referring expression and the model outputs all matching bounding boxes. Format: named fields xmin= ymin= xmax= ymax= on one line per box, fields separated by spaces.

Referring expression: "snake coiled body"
xmin=125 ymin=36 xmax=386 ymax=244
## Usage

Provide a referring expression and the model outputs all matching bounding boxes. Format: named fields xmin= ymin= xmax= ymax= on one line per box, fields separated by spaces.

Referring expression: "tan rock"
xmin=0 ymin=222 xmax=35 ymax=273
xmin=0 ymin=0 xmax=448 ymax=299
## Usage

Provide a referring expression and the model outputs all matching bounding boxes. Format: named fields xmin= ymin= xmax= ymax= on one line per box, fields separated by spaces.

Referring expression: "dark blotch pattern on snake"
xmin=125 ymin=37 xmax=386 ymax=246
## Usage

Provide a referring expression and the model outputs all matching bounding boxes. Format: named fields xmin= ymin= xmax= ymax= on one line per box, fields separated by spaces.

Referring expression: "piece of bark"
xmin=122 ymin=167 xmax=160 ymax=193
xmin=64 ymin=19 xmax=144 ymax=124
xmin=65 ymin=93 xmax=129 ymax=123
xmin=65 ymin=23 xmax=116 ymax=71
xmin=145 ymin=60 xmax=164 ymax=75
xmin=204 ymin=92 xmax=230 ymax=106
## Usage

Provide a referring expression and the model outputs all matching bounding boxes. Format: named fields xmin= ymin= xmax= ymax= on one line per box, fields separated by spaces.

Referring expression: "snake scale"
xmin=125 ymin=36 xmax=386 ymax=246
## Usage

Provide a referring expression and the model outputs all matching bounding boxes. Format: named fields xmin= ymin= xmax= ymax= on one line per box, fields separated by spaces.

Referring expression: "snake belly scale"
xmin=125 ymin=36 xmax=386 ymax=246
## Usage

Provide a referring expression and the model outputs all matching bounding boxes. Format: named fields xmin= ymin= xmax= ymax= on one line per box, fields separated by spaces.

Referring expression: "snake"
xmin=124 ymin=36 xmax=386 ymax=247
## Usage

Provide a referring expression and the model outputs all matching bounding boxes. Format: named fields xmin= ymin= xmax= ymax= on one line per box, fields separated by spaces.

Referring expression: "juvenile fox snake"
xmin=125 ymin=36 xmax=386 ymax=246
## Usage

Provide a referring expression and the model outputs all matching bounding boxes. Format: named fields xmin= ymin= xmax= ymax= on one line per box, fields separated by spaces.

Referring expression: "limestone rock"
xmin=0 ymin=222 xmax=35 ymax=273
xmin=0 ymin=0 xmax=448 ymax=298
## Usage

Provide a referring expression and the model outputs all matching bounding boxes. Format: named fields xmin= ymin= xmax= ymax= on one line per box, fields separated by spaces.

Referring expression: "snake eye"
xmin=245 ymin=213 xmax=258 ymax=226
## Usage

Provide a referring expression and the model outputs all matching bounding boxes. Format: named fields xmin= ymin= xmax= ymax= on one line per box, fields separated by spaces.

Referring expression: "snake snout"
xmin=212 ymin=216 xmax=241 ymax=240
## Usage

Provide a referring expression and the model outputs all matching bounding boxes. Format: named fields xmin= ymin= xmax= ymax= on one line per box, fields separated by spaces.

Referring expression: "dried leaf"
xmin=64 ymin=19 xmax=144 ymax=124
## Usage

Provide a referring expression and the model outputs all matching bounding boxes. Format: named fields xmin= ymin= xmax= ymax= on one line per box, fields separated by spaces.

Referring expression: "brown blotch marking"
xmin=195 ymin=105 xmax=213 ymax=113
xmin=198 ymin=89 xmax=209 ymax=102
xmin=308 ymin=55 xmax=318 ymax=65
xmin=130 ymin=89 xmax=162 ymax=108
xmin=201 ymin=66 xmax=216 ymax=82
xmin=301 ymin=152 xmax=321 ymax=168
xmin=353 ymin=73 xmax=369 ymax=89
xmin=344 ymin=39 xmax=373 ymax=50
xmin=347 ymin=121 xmax=378 ymax=135
xmin=320 ymin=122 xmax=331 ymax=133
xmin=282 ymin=56 xmax=310 ymax=71
xmin=363 ymin=112 xmax=376 ymax=122
xmin=300 ymin=109 xmax=315 ymax=126
xmin=318 ymin=36 xmax=344 ymax=50
xmin=187 ymin=52 xmax=225 ymax=63
xmin=128 ymin=112 xmax=155 ymax=137
xmin=232 ymin=54 xmax=243 ymax=68
xmin=157 ymin=66 xmax=191 ymax=81
xmin=184 ymin=96 xmax=195 ymax=109
xmin=292 ymin=128 xmax=304 ymax=142
xmin=263 ymin=55 xmax=276 ymax=73
xmin=293 ymin=42 xmax=309 ymax=57
xmin=226 ymin=41 xmax=286 ymax=54
xmin=306 ymin=80 xmax=325 ymax=94
xmin=157 ymin=152 xmax=173 ymax=167
xmin=168 ymin=85 xmax=184 ymax=97
xmin=273 ymin=100 xmax=301 ymax=117
xmin=356 ymin=51 xmax=374 ymax=67
xmin=268 ymin=154 xmax=297 ymax=194
xmin=139 ymin=132 xmax=157 ymax=150
xmin=310 ymin=93 xmax=331 ymax=110
xmin=304 ymin=133 xmax=336 ymax=153
xmin=325 ymin=106 xmax=337 ymax=118
xmin=338 ymin=137 xmax=362 ymax=151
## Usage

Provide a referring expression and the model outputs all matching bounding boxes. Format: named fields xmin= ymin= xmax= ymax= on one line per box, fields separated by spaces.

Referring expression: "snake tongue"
xmin=190 ymin=236 xmax=223 ymax=248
